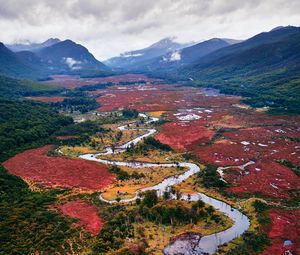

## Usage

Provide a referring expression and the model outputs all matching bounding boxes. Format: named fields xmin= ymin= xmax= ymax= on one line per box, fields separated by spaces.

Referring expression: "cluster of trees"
xmin=126 ymin=137 xmax=172 ymax=155
xmin=54 ymin=120 xmax=105 ymax=146
xmin=92 ymin=190 xmax=226 ymax=254
xmin=92 ymin=205 xmax=135 ymax=254
xmin=152 ymin=118 xmax=168 ymax=126
xmin=52 ymin=96 xmax=99 ymax=113
xmin=55 ymin=120 xmax=103 ymax=137
xmin=136 ymin=191 xmax=223 ymax=226
xmin=0 ymin=99 xmax=73 ymax=161
xmin=143 ymin=137 xmax=172 ymax=151
xmin=197 ymin=164 xmax=227 ymax=189
xmin=108 ymin=165 xmax=145 ymax=181
xmin=122 ymin=108 xmax=139 ymax=118
xmin=225 ymin=231 xmax=270 ymax=255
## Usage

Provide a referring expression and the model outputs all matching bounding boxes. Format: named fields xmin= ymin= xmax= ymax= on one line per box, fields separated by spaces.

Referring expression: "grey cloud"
xmin=0 ymin=0 xmax=299 ymax=59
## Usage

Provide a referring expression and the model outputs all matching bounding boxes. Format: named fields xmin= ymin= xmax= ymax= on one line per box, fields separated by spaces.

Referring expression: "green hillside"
xmin=0 ymin=75 xmax=59 ymax=98
xmin=0 ymin=99 xmax=73 ymax=161
xmin=0 ymin=43 xmax=45 ymax=78
xmin=180 ymin=27 xmax=300 ymax=114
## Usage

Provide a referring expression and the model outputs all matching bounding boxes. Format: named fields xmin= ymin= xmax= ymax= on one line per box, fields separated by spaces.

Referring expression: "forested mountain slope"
xmin=178 ymin=26 xmax=300 ymax=113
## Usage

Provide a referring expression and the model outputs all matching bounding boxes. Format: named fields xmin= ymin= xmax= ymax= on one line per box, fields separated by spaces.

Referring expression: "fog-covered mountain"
xmin=105 ymin=37 xmax=192 ymax=69
xmin=133 ymin=38 xmax=238 ymax=72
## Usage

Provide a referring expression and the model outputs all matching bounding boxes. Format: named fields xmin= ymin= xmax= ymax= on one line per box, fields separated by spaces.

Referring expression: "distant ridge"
xmin=129 ymin=38 xmax=238 ymax=72
xmin=7 ymin=38 xmax=61 ymax=52
xmin=104 ymin=37 xmax=192 ymax=69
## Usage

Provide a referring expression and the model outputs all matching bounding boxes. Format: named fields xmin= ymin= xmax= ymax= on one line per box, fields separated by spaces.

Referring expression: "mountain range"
xmin=178 ymin=26 xmax=300 ymax=113
xmin=1 ymin=26 xmax=299 ymax=113
xmin=105 ymin=26 xmax=300 ymax=113
xmin=129 ymin=38 xmax=240 ymax=72
xmin=7 ymin=38 xmax=61 ymax=52
xmin=0 ymin=39 xmax=109 ymax=79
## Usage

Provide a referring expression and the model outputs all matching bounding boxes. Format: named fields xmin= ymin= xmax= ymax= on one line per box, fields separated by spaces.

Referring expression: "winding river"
xmin=79 ymin=114 xmax=250 ymax=254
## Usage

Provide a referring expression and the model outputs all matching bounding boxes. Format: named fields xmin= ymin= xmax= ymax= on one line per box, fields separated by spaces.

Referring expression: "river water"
xmin=79 ymin=114 xmax=250 ymax=254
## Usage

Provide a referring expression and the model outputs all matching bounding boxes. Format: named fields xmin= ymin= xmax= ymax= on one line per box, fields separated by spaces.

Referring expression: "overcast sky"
xmin=0 ymin=0 xmax=300 ymax=60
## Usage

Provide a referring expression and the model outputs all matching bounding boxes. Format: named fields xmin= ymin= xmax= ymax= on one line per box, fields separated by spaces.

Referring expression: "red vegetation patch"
xmin=97 ymin=85 xmax=240 ymax=112
xmin=195 ymin=126 xmax=300 ymax=199
xmin=261 ymin=209 xmax=300 ymax=255
xmin=26 ymin=96 xmax=65 ymax=103
xmin=46 ymin=74 xmax=158 ymax=89
xmin=156 ymin=121 xmax=215 ymax=150
xmin=196 ymin=126 xmax=300 ymax=167
xmin=59 ymin=201 xmax=103 ymax=235
xmin=226 ymin=160 xmax=300 ymax=199
xmin=195 ymin=141 xmax=253 ymax=166
xmin=3 ymin=146 xmax=114 ymax=191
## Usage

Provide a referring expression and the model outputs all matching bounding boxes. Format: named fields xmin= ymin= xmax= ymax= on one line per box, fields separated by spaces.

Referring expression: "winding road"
xmin=79 ymin=114 xmax=250 ymax=254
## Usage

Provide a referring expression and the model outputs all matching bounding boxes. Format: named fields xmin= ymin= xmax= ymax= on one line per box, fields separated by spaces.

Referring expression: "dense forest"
xmin=0 ymin=99 xmax=72 ymax=161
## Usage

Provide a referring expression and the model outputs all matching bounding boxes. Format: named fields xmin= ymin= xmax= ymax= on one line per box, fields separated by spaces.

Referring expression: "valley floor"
xmin=3 ymin=74 xmax=300 ymax=255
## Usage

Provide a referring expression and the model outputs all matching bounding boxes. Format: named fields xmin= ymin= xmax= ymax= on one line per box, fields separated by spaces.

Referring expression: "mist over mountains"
xmin=104 ymin=37 xmax=193 ymax=69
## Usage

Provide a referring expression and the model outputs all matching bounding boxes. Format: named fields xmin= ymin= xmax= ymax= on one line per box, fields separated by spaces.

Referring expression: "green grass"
xmin=0 ymin=75 xmax=60 ymax=98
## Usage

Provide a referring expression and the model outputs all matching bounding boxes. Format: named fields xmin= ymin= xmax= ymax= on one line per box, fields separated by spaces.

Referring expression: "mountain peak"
xmin=270 ymin=25 xmax=295 ymax=32
xmin=105 ymin=36 xmax=189 ymax=69
xmin=45 ymin=38 xmax=60 ymax=42
xmin=149 ymin=37 xmax=178 ymax=49
xmin=6 ymin=38 xmax=61 ymax=52
xmin=62 ymin=39 xmax=75 ymax=44
xmin=207 ymin=38 xmax=224 ymax=43
xmin=42 ymin=38 xmax=61 ymax=45
xmin=36 ymin=39 xmax=109 ymax=71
